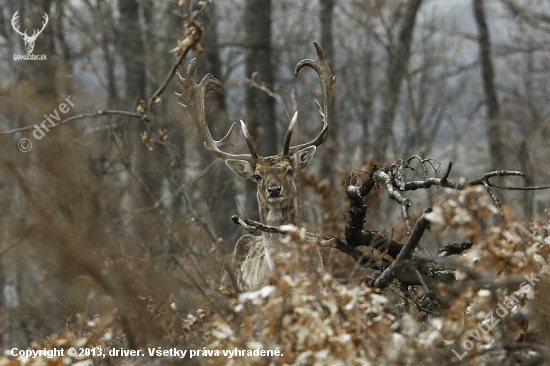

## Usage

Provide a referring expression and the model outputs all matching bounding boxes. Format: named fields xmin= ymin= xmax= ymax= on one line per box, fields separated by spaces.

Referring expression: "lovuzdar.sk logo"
xmin=11 ymin=10 xmax=48 ymax=60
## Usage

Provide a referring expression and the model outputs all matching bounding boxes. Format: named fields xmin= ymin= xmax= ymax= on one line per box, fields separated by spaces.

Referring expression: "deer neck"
xmin=258 ymin=198 xmax=297 ymax=249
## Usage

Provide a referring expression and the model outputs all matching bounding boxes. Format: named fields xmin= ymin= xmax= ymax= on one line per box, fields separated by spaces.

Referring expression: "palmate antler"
xmin=176 ymin=59 xmax=259 ymax=164
xmin=283 ymin=41 xmax=335 ymax=156
xmin=177 ymin=42 xmax=334 ymax=162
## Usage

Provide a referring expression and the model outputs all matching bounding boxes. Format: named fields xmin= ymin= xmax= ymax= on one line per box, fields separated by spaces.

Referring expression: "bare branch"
xmin=387 ymin=159 xmax=550 ymax=217
xmin=231 ymin=215 xmax=259 ymax=234
xmin=246 ymin=74 xmax=293 ymax=122
xmin=0 ymin=110 xmax=143 ymax=135
xmin=374 ymin=170 xmax=413 ymax=233
xmin=146 ymin=2 xmax=212 ymax=114
xmin=231 ymin=215 xmax=282 ymax=234
xmin=482 ymin=179 xmax=503 ymax=214
xmin=146 ymin=20 xmax=199 ymax=116
xmin=402 ymin=163 xmax=526 ymax=191
xmin=490 ymin=182 xmax=550 ymax=191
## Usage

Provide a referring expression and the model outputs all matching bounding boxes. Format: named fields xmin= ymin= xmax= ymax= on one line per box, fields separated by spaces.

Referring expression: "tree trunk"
xmin=374 ymin=0 xmax=423 ymax=162
xmin=318 ymin=0 xmax=339 ymax=184
xmin=244 ymin=0 xmax=275 ymax=220
xmin=196 ymin=2 xmax=240 ymax=250
xmin=118 ymin=0 xmax=163 ymax=248
xmin=118 ymin=0 xmax=146 ymax=102
xmin=30 ymin=0 xmax=57 ymax=98
xmin=472 ymin=0 xmax=504 ymax=170
xmin=245 ymin=0 xmax=276 ymax=157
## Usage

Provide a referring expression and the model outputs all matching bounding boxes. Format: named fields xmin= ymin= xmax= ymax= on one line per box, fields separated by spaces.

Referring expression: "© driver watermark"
xmin=11 ymin=10 xmax=48 ymax=61
xmin=18 ymin=96 xmax=75 ymax=152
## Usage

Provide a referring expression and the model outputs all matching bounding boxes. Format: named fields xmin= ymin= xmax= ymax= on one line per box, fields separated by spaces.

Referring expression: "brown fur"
xmin=255 ymin=155 xmax=297 ymax=226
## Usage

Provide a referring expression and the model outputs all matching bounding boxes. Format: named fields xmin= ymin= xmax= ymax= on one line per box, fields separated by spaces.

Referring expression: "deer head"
xmin=11 ymin=11 xmax=48 ymax=54
xmin=177 ymin=42 xmax=334 ymax=227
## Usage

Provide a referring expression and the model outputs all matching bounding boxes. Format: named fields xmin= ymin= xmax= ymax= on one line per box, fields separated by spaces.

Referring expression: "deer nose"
xmin=267 ymin=186 xmax=282 ymax=197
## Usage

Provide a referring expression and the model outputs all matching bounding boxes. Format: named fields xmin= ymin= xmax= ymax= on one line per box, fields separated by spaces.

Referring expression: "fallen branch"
xmin=374 ymin=210 xmax=431 ymax=288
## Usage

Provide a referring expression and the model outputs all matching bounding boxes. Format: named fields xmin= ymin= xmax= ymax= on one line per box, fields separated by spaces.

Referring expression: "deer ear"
xmin=225 ymin=159 xmax=255 ymax=180
xmin=292 ymin=146 xmax=316 ymax=170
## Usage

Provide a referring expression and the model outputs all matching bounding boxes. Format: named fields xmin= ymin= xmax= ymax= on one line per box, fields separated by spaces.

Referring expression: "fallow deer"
xmin=177 ymin=42 xmax=334 ymax=290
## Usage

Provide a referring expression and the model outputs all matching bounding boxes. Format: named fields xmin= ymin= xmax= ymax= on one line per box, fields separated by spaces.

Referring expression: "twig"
xmin=389 ymin=159 xmax=550 ymax=218
xmin=402 ymin=167 xmax=525 ymax=191
xmin=231 ymin=213 xmax=458 ymax=287
xmin=0 ymin=110 xmax=142 ymax=135
xmin=231 ymin=215 xmax=258 ymax=233
xmin=413 ymin=267 xmax=430 ymax=293
xmin=374 ymin=170 xmax=413 ymax=233
xmin=482 ymin=179 xmax=503 ymax=214
xmin=468 ymin=170 xmax=525 ymax=185
xmin=401 ymin=202 xmax=413 ymax=234
xmin=441 ymin=161 xmax=452 ymax=181
xmin=387 ymin=285 xmax=439 ymax=316
xmin=231 ymin=215 xmax=281 ymax=234
xmin=490 ymin=182 xmax=550 ymax=190
xmin=246 ymin=76 xmax=293 ymax=122
xmin=0 ymin=311 xmax=22 ymax=324
xmin=146 ymin=16 xmax=202 ymax=121
xmin=437 ymin=240 xmax=473 ymax=257
xmin=110 ymin=128 xmax=186 ymax=247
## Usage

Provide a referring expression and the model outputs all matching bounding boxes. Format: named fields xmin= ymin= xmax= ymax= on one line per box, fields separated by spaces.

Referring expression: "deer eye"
xmin=253 ymin=173 xmax=262 ymax=181
xmin=286 ymin=168 xmax=294 ymax=176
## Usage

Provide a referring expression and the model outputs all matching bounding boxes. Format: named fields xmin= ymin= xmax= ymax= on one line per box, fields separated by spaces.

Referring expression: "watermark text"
xmin=18 ymin=95 xmax=75 ymax=152
xmin=452 ymin=273 xmax=539 ymax=360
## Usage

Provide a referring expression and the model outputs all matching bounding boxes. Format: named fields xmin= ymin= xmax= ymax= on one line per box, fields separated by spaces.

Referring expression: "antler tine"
xmin=11 ymin=11 xmax=27 ymax=37
xmin=176 ymin=58 xmax=258 ymax=164
xmin=239 ymin=120 xmax=259 ymax=159
xmin=285 ymin=41 xmax=335 ymax=156
xmin=282 ymin=112 xmax=298 ymax=156
xmin=30 ymin=13 xmax=49 ymax=39
xmin=36 ymin=13 xmax=49 ymax=37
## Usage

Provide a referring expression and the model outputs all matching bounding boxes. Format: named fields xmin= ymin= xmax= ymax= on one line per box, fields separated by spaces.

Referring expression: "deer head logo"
xmin=11 ymin=11 xmax=49 ymax=54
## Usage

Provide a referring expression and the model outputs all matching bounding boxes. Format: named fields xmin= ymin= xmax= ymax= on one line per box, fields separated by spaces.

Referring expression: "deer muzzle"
xmin=267 ymin=186 xmax=282 ymax=198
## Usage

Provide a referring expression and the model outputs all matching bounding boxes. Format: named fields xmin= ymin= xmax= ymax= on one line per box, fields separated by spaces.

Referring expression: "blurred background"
xmin=0 ymin=0 xmax=549 ymax=352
